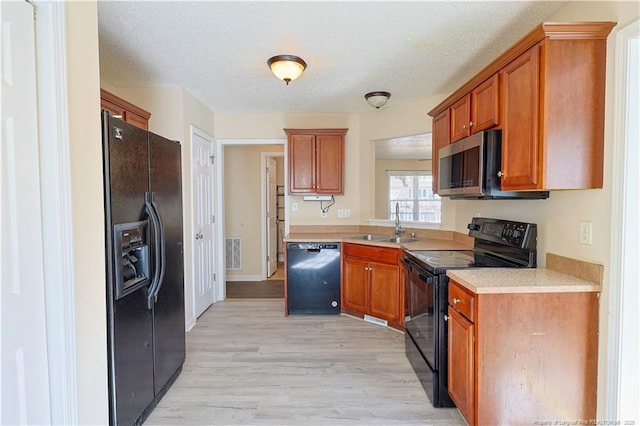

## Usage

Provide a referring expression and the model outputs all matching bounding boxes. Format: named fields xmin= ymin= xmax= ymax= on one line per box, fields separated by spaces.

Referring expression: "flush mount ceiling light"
xmin=267 ymin=54 xmax=307 ymax=85
xmin=365 ymin=91 xmax=391 ymax=109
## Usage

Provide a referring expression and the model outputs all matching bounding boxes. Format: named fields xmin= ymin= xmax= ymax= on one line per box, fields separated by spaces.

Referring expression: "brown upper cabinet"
xmin=429 ymin=22 xmax=616 ymax=192
xmin=450 ymin=75 xmax=500 ymax=143
xmin=431 ymin=109 xmax=450 ymax=193
xmin=100 ymin=89 xmax=151 ymax=130
xmin=285 ymin=128 xmax=348 ymax=195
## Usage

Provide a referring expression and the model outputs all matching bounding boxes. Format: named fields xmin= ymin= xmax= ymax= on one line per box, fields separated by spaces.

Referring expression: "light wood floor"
xmin=146 ymin=299 xmax=464 ymax=425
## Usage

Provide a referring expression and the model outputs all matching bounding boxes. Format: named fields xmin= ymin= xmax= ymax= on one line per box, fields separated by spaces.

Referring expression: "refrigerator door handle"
xmin=150 ymin=195 xmax=166 ymax=304
xmin=144 ymin=192 xmax=161 ymax=309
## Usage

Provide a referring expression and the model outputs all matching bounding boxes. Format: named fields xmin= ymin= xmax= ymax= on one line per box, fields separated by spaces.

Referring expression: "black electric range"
xmin=402 ymin=217 xmax=538 ymax=408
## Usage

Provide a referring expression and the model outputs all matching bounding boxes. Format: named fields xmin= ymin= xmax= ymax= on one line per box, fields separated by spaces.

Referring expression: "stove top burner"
xmin=410 ymin=250 xmax=476 ymax=268
xmin=405 ymin=217 xmax=538 ymax=273
xmin=406 ymin=249 xmax=524 ymax=273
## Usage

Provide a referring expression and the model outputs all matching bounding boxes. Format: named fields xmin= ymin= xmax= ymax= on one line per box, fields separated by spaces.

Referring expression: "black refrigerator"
xmin=102 ymin=111 xmax=185 ymax=425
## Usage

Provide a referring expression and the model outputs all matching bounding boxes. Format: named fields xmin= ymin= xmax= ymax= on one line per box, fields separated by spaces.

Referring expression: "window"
xmin=388 ymin=171 xmax=441 ymax=223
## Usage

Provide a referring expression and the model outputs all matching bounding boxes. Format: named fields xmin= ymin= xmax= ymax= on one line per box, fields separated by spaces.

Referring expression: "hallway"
xmin=226 ymin=263 xmax=285 ymax=299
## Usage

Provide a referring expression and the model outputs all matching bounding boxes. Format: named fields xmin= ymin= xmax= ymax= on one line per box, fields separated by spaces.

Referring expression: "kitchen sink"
xmin=386 ymin=236 xmax=419 ymax=244
xmin=351 ymin=234 xmax=389 ymax=241
xmin=350 ymin=234 xmax=419 ymax=244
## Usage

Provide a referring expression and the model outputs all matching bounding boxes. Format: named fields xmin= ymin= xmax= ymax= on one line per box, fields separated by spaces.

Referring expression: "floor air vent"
xmin=225 ymin=237 xmax=242 ymax=270
xmin=364 ymin=314 xmax=388 ymax=327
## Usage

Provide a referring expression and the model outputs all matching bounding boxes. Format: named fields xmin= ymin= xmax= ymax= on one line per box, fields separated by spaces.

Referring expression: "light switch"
xmin=579 ymin=221 xmax=592 ymax=245
xmin=337 ymin=208 xmax=351 ymax=218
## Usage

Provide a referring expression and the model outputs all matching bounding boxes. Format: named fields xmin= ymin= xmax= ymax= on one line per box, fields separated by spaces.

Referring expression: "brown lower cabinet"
xmin=341 ymin=243 xmax=403 ymax=329
xmin=447 ymin=279 xmax=599 ymax=425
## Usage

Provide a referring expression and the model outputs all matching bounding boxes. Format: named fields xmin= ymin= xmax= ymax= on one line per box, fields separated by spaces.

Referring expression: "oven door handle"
xmin=401 ymin=257 xmax=416 ymax=268
xmin=418 ymin=273 xmax=436 ymax=285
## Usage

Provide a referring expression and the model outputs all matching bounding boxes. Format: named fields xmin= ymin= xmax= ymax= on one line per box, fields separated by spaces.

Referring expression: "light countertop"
xmin=284 ymin=232 xmax=471 ymax=250
xmin=446 ymin=268 xmax=601 ymax=294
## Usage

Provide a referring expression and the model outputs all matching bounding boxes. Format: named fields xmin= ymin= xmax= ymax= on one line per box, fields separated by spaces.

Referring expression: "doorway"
xmin=214 ymin=139 xmax=287 ymax=300
xmin=607 ymin=19 xmax=639 ymax=421
xmin=1 ymin=2 xmax=52 ymax=423
xmin=263 ymin=153 xmax=285 ymax=279
xmin=191 ymin=126 xmax=216 ymax=319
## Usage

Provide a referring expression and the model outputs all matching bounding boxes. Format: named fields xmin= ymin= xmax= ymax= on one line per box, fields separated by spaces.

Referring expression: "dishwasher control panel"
xmin=288 ymin=243 xmax=340 ymax=250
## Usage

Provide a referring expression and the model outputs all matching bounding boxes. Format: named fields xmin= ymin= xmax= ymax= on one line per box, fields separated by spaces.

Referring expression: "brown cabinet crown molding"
xmin=100 ymin=89 xmax=151 ymax=121
xmin=427 ymin=21 xmax=616 ymax=117
xmin=284 ymin=128 xmax=348 ymax=136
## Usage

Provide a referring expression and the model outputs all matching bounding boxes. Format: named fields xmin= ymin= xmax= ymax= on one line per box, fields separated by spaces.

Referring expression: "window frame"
xmin=387 ymin=170 xmax=441 ymax=224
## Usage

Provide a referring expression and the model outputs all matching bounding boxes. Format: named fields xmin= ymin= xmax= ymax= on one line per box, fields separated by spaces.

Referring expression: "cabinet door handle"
xmin=444 ymin=315 xmax=450 ymax=321
xmin=453 ymin=298 xmax=461 ymax=304
xmin=497 ymin=171 xmax=504 ymax=178
xmin=462 ymin=124 xmax=468 ymax=129
xmin=469 ymin=121 xmax=475 ymax=127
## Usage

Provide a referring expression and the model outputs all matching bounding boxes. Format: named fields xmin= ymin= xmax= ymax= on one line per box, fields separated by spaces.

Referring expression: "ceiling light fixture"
xmin=365 ymin=91 xmax=391 ymax=109
xmin=267 ymin=54 xmax=307 ymax=85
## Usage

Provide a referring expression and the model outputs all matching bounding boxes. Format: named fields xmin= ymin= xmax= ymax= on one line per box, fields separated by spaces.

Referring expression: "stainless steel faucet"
xmin=394 ymin=202 xmax=405 ymax=236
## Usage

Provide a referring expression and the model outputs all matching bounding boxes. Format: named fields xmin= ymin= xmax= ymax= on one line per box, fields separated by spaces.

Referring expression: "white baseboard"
xmin=185 ymin=317 xmax=196 ymax=332
xmin=226 ymin=275 xmax=263 ymax=282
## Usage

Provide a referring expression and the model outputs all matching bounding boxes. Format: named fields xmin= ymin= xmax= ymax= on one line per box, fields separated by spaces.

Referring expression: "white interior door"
xmin=266 ymin=157 xmax=278 ymax=277
xmin=191 ymin=127 xmax=215 ymax=318
xmin=1 ymin=1 xmax=52 ymax=423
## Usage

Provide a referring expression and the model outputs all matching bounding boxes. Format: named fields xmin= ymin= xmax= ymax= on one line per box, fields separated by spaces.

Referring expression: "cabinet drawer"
xmin=343 ymin=243 xmax=398 ymax=265
xmin=449 ymin=281 xmax=475 ymax=321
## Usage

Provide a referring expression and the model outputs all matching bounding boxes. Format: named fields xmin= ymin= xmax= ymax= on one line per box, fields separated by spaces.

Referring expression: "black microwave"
xmin=438 ymin=130 xmax=549 ymax=200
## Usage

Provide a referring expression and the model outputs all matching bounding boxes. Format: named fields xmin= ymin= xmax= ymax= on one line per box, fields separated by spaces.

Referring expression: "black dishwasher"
xmin=286 ymin=242 xmax=341 ymax=314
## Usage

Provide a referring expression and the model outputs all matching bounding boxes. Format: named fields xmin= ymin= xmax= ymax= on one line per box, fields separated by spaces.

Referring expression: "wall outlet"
xmin=337 ymin=208 xmax=351 ymax=218
xmin=291 ymin=201 xmax=298 ymax=212
xmin=320 ymin=211 xmax=328 ymax=218
xmin=579 ymin=221 xmax=592 ymax=245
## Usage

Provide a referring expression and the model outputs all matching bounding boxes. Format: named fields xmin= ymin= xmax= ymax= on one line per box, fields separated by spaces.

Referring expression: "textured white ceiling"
xmin=98 ymin=1 xmax=566 ymax=114
xmin=375 ymin=133 xmax=432 ymax=160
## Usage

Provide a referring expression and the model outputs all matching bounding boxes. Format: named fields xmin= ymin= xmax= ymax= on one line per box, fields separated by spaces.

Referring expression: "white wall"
xmin=359 ymin=96 xmax=457 ymax=230
xmin=215 ymin=112 xmax=363 ymax=225
xmin=374 ymin=159 xmax=432 ymax=219
xmin=65 ymin=2 xmax=108 ymax=423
